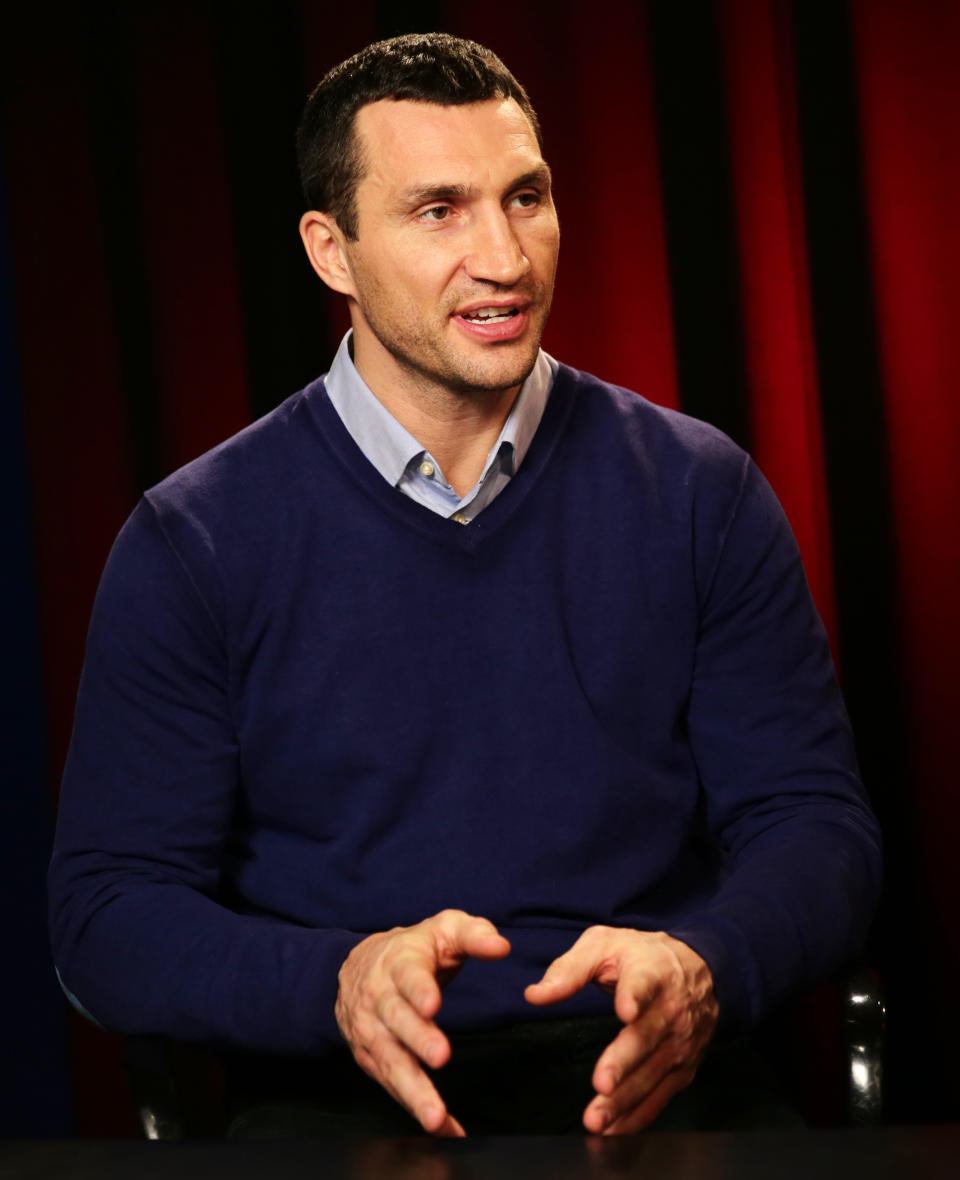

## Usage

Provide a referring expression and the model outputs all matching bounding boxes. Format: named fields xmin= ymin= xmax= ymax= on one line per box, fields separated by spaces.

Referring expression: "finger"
xmin=591 ymin=1018 xmax=665 ymax=1096
xmin=585 ymin=1041 xmax=692 ymax=1134
xmin=524 ymin=932 xmax=612 ymax=1006
xmin=611 ymin=961 xmax=662 ymax=1026
xmin=371 ymin=1035 xmax=456 ymax=1134
xmin=601 ymin=1066 xmax=695 ymax=1135
xmin=357 ymin=1039 xmax=463 ymax=1137
xmin=443 ymin=911 xmax=512 ymax=962
xmin=377 ymin=990 xmax=451 ymax=1069
xmin=392 ymin=951 xmax=446 ymax=1019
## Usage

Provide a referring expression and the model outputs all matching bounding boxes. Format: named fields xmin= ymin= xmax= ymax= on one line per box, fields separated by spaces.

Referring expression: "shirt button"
xmin=452 ymin=512 xmax=469 ymax=525
xmin=419 ymin=460 xmax=435 ymax=477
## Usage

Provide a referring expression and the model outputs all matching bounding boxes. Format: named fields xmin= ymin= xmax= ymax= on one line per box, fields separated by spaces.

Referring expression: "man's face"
xmin=339 ymin=97 xmax=560 ymax=403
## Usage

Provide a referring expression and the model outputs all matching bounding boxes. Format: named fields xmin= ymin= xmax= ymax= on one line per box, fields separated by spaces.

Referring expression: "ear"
xmin=299 ymin=211 xmax=357 ymax=297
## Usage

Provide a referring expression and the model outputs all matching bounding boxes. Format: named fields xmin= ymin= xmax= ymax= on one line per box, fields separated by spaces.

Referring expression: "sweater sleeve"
xmin=48 ymin=498 xmax=364 ymax=1053
xmin=666 ymin=457 xmax=882 ymax=1032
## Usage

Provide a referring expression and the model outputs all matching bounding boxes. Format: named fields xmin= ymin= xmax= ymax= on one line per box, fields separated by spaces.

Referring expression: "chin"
xmin=448 ymin=370 xmax=533 ymax=398
xmin=450 ymin=347 xmax=541 ymax=395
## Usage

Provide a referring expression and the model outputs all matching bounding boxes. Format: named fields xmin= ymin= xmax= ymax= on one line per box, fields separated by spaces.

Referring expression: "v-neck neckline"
xmin=306 ymin=364 xmax=581 ymax=553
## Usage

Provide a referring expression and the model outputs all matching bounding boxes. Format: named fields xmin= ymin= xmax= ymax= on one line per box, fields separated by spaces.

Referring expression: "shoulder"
xmin=554 ymin=362 xmax=751 ymax=506
xmin=113 ymin=378 xmax=330 ymax=604
xmin=145 ymin=378 xmax=325 ymax=525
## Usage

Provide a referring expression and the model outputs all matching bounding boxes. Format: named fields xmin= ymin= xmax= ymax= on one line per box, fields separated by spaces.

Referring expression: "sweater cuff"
xmin=665 ymin=917 xmax=762 ymax=1035
xmin=288 ymin=928 xmax=369 ymax=1053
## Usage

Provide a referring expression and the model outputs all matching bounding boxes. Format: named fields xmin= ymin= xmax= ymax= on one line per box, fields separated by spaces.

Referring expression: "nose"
xmin=464 ymin=207 xmax=530 ymax=286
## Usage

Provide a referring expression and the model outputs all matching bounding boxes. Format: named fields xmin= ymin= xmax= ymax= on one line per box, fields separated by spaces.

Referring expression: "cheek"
xmin=523 ymin=223 xmax=560 ymax=268
xmin=396 ymin=254 xmax=466 ymax=309
xmin=354 ymin=235 xmax=478 ymax=313
xmin=354 ymin=257 xmax=425 ymax=318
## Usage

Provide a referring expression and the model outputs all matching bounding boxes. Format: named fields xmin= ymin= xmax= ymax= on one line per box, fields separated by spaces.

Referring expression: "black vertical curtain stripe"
xmin=211 ymin=3 xmax=334 ymax=420
xmin=648 ymin=0 xmax=751 ymax=453
xmin=794 ymin=0 xmax=906 ymax=765
xmin=82 ymin=7 xmax=166 ymax=494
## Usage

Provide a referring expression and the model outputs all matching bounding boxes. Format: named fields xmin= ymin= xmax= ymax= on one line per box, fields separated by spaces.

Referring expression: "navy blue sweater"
xmin=49 ymin=364 xmax=881 ymax=1051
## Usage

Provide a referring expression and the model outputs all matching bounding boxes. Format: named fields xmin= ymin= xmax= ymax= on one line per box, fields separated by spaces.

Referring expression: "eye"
xmin=511 ymin=191 xmax=541 ymax=209
xmin=420 ymin=205 xmax=451 ymax=222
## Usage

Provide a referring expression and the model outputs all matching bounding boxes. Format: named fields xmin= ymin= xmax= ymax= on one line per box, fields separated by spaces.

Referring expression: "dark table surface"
xmin=3 ymin=1127 xmax=960 ymax=1180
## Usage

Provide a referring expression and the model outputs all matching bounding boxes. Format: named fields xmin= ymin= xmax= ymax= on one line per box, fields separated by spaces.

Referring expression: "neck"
xmin=393 ymin=386 xmax=521 ymax=496
xmin=351 ymin=337 xmax=522 ymax=498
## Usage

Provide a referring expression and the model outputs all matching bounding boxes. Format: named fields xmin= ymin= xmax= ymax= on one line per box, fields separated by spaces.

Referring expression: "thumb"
xmin=524 ymin=942 xmax=600 ymax=1006
xmin=444 ymin=912 xmax=512 ymax=961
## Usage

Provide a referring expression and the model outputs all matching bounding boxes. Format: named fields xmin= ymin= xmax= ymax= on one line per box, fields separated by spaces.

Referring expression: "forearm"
xmin=680 ymin=457 xmax=882 ymax=1030
xmin=667 ymin=806 xmax=881 ymax=1031
xmin=49 ymin=856 xmax=363 ymax=1052
xmin=49 ymin=496 xmax=365 ymax=1052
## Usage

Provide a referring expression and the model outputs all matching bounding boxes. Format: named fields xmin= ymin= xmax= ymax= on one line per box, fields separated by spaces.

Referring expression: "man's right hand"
xmin=335 ymin=909 xmax=511 ymax=1136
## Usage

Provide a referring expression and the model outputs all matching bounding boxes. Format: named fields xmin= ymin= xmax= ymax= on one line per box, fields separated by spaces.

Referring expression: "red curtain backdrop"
xmin=850 ymin=0 xmax=960 ymax=1073
xmin=717 ymin=0 xmax=836 ymax=643
xmin=3 ymin=0 xmax=958 ymax=1131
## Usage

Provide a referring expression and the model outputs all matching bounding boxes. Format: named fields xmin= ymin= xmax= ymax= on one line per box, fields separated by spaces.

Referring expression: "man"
xmin=50 ymin=34 xmax=881 ymax=1138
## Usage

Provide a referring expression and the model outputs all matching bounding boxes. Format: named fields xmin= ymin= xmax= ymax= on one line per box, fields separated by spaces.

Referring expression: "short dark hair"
xmin=296 ymin=33 xmax=543 ymax=240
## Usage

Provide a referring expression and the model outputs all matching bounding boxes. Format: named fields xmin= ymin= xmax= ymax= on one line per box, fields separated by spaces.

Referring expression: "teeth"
xmin=463 ymin=307 xmax=519 ymax=323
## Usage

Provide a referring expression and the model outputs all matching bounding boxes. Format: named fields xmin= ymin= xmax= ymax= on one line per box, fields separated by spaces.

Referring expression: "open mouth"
xmin=459 ymin=307 xmax=521 ymax=325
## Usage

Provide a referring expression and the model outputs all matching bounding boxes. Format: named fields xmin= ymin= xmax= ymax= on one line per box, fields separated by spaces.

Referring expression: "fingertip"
xmin=415 ymin=982 xmax=443 ymax=1018
xmin=432 ymin=1112 xmax=466 ymax=1138
xmin=583 ymin=1101 xmax=607 ymax=1135
xmin=523 ymin=980 xmax=551 ymax=1005
xmin=615 ymin=992 xmax=639 ymax=1025
xmin=465 ymin=921 xmax=511 ymax=958
xmin=424 ymin=1034 xmax=451 ymax=1070
xmin=419 ymin=1102 xmax=445 ymax=1133
xmin=482 ymin=933 xmax=512 ymax=959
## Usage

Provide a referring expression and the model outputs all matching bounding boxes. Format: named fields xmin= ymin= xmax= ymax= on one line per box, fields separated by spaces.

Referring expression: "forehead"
xmin=352 ymin=98 xmax=544 ymax=198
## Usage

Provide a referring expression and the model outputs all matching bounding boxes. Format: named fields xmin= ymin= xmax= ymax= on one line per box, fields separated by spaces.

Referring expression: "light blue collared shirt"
xmin=323 ymin=332 xmax=557 ymax=523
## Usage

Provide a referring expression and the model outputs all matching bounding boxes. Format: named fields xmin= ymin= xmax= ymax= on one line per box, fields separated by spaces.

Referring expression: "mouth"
xmin=458 ymin=306 xmax=522 ymax=326
xmin=452 ymin=300 xmax=531 ymax=343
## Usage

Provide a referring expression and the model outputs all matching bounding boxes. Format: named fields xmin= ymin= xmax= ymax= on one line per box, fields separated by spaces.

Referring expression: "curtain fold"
xmin=717 ymin=0 xmax=836 ymax=644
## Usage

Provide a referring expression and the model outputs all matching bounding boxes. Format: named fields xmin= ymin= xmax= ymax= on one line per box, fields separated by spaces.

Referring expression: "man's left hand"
xmin=524 ymin=927 xmax=718 ymax=1134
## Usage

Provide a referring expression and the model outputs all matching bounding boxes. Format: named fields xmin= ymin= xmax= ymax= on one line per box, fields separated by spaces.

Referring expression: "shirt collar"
xmin=323 ymin=330 xmax=556 ymax=488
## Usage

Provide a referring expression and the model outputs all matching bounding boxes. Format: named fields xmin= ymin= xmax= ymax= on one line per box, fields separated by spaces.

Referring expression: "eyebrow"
xmin=390 ymin=164 xmax=553 ymax=215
